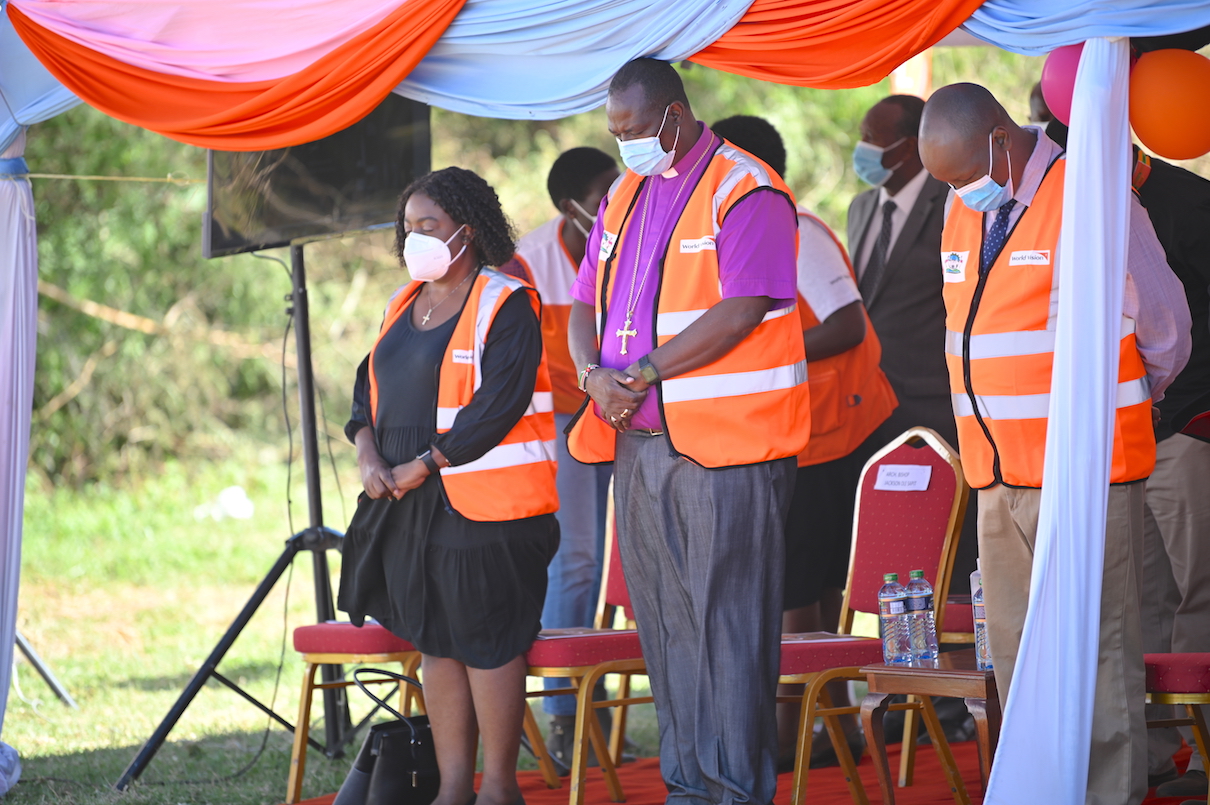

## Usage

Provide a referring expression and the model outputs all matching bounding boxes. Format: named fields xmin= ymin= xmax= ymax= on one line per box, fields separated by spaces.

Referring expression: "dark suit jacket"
xmin=846 ymin=173 xmax=955 ymax=443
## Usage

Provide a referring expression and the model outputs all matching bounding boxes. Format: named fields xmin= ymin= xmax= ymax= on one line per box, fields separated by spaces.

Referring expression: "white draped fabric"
xmin=984 ymin=37 xmax=1133 ymax=805
xmin=0 ymin=129 xmax=35 ymax=792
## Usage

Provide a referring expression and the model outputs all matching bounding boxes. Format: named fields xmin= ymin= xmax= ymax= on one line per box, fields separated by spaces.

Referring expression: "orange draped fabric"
xmin=690 ymin=0 xmax=984 ymax=89
xmin=6 ymin=0 xmax=465 ymax=151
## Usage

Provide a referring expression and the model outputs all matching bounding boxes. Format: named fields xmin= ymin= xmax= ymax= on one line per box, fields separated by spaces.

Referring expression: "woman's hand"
xmin=390 ymin=459 xmax=430 ymax=498
xmin=586 ymin=367 xmax=647 ymax=432
xmin=355 ymin=426 xmax=399 ymax=499
xmin=360 ymin=452 xmax=399 ymax=499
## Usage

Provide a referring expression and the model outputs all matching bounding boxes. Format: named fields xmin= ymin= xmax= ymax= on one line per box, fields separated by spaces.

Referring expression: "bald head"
xmin=920 ymin=83 xmax=1032 ymax=192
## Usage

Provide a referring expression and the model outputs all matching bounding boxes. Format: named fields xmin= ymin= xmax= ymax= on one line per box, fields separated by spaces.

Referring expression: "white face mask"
xmin=568 ymin=198 xmax=597 ymax=238
xmin=616 ymin=105 xmax=680 ymax=177
xmin=403 ymin=225 xmax=467 ymax=282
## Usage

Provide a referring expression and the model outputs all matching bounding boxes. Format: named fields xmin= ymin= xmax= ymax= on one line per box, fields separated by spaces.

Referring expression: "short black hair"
xmin=879 ymin=94 xmax=926 ymax=139
xmin=711 ymin=115 xmax=786 ymax=176
xmin=395 ymin=167 xmax=516 ymax=267
xmin=608 ymin=58 xmax=690 ymax=113
xmin=547 ymin=147 xmax=618 ymax=210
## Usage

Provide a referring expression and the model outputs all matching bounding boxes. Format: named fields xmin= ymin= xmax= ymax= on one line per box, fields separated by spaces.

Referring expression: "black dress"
xmin=339 ymin=286 xmax=560 ymax=670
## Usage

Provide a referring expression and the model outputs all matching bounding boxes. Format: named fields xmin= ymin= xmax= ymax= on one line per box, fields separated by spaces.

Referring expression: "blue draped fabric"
xmin=392 ymin=0 xmax=754 ymax=119
xmin=962 ymin=0 xmax=1210 ymax=54
xmin=0 ymin=10 xmax=79 ymax=153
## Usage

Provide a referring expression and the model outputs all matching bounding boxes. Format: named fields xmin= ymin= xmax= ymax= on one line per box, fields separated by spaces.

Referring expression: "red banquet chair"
xmin=525 ymin=481 xmax=651 ymax=805
xmin=780 ymin=426 xmax=971 ymax=805
xmin=1145 ymin=651 xmax=1210 ymax=803
xmin=285 ymin=621 xmax=423 ymax=804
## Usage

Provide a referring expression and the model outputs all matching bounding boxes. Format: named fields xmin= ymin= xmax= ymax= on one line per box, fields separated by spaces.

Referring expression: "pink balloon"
xmin=1040 ymin=43 xmax=1084 ymax=126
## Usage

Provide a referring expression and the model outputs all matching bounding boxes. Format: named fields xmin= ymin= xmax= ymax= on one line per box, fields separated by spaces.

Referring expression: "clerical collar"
xmin=661 ymin=122 xmax=711 ymax=179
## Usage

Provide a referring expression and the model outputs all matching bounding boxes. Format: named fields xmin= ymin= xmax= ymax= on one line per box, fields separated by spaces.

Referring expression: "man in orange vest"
xmin=920 ymin=83 xmax=1191 ymax=805
xmin=566 ymin=59 xmax=810 ymax=805
xmin=502 ymin=147 xmax=621 ymax=769
xmin=710 ymin=113 xmax=897 ymax=768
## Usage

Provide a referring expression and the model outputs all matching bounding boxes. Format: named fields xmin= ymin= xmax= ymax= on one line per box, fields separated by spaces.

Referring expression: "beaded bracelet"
xmin=578 ymin=363 xmax=600 ymax=392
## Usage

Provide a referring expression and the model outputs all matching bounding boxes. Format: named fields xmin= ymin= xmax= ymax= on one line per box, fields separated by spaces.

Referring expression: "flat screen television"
xmin=203 ymin=94 xmax=431 ymax=258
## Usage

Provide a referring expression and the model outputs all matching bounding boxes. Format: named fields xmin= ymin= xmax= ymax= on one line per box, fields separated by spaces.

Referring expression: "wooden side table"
xmin=859 ymin=648 xmax=1000 ymax=805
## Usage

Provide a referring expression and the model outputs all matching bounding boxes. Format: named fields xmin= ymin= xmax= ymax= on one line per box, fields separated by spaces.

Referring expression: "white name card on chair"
xmin=874 ymin=464 xmax=933 ymax=491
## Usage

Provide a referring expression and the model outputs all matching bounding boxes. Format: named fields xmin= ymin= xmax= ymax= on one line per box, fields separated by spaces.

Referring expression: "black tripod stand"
xmin=116 ymin=243 xmax=353 ymax=790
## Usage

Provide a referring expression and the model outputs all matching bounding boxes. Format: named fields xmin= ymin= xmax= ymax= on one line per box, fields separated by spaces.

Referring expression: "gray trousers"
xmin=1141 ymin=434 xmax=1210 ymax=775
xmin=614 ymin=430 xmax=795 ymax=805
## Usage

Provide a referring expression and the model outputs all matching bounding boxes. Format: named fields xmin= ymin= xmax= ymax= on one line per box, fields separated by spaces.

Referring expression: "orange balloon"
xmin=1130 ymin=49 xmax=1210 ymax=160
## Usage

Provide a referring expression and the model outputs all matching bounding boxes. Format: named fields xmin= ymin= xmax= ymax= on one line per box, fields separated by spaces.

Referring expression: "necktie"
xmin=980 ymin=199 xmax=1018 ymax=274
xmin=859 ymin=199 xmax=896 ymax=301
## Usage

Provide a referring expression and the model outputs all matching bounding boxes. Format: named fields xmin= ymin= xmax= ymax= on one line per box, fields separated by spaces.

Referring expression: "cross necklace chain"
xmin=616 ymin=138 xmax=713 ymax=355
xmin=421 ymin=268 xmax=475 ymax=325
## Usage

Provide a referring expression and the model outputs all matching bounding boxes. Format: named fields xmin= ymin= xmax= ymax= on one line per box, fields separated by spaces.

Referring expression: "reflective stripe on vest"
xmin=567 ymin=138 xmax=811 ymax=468
xmin=662 ymin=360 xmax=807 ymax=404
xmin=952 ymin=375 xmax=1151 ymax=419
xmin=655 ymin=304 xmax=796 ymax=337
xmin=441 ymin=438 xmax=558 ymax=476
xmin=940 ymin=156 xmax=1156 ymax=488
xmin=438 ymin=390 xmax=554 ymax=430
xmin=370 ymin=268 xmax=558 ymax=521
xmin=944 ymin=316 xmax=1136 ymax=360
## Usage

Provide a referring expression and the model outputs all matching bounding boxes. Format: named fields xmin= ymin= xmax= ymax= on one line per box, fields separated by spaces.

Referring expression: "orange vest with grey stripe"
xmin=369 ymin=268 xmax=559 ymax=521
xmin=567 ymin=141 xmax=812 ymax=468
xmin=941 ymin=157 xmax=1155 ymax=489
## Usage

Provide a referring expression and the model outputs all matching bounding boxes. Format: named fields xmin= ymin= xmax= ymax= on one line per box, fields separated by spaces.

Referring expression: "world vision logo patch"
xmin=679 ymin=236 xmax=717 ymax=254
xmin=452 ymin=349 xmax=474 ymax=364
xmin=1008 ymin=250 xmax=1051 ymax=267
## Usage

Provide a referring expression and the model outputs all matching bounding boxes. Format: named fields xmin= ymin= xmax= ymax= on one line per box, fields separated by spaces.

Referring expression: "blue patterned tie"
xmin=980 ymin=199 xmax=1018 ymax=274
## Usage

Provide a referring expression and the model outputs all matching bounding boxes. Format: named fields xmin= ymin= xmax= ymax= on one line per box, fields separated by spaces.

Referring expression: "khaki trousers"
xmin=978 ymin=483 xmax=1147 ymax=805
xmin=1140 ymin=434 xmax=1210 ymax=774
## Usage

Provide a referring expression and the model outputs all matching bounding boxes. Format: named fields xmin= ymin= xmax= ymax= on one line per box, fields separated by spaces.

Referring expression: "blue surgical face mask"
xmin=616 ymin=105 xmax=679 ymax=177
xmin=955 ymin=133 xmax=1014 ymax=213
xmin=852 ymin=137 xmax=905 ymax=187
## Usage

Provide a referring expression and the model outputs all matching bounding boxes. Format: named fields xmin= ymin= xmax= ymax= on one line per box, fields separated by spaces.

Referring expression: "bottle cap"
xmin=910 ymin=569 xmax=925 ymax=579
xmin=883 ymin=572 xmax=898 ymax=582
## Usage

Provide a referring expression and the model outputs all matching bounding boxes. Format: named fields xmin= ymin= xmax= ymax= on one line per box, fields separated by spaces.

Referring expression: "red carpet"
xmin=287 ymin=742 xmax=1197 ymax=805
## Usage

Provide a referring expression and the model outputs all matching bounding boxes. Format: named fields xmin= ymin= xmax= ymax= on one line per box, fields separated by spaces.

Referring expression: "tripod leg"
xmin=114 ymin=539 xmax=300 ymax=791
xmin=14 ymin=631 xmax=77 ymax=708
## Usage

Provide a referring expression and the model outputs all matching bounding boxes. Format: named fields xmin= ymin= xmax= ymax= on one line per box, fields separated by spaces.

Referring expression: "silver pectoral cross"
xmin=616 ymin=316 xmax=638 ymax=356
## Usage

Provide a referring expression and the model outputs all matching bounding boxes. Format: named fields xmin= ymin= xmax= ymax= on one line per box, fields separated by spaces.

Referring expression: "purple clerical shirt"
xmin=571 ymin=124 xmax=798 ymax=429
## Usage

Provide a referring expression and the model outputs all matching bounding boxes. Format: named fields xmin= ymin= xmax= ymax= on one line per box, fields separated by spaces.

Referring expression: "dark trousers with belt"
xmin=614 ymin=430 xmax=796 ymax=805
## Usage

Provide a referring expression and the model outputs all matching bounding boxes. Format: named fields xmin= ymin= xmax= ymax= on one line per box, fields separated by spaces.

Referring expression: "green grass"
xmin=9 ymin=454 xmax=660 ymax=804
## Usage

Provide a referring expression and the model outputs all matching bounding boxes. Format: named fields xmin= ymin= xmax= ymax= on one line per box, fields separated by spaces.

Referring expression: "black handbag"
xmin=332 ymin=669 xmax=440 ymax=805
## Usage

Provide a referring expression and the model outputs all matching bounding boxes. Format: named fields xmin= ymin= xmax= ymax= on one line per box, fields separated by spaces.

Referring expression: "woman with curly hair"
xmin=340 ymin=167 xmax=559 ymax=805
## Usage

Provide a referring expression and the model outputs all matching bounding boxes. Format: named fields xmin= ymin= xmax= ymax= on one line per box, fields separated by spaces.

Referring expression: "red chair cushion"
xmin=780 ymin=633 xmax=885 ymax=676
xmin=1145 ymin=653 xmax=1210 ymax=694
xmin=943 ymin=596 xmax=974 ymax=634
xmin=293 ymin=622 xmax=415 ymax=655
xmin=527 ymin=628 xmax=643 ymax=667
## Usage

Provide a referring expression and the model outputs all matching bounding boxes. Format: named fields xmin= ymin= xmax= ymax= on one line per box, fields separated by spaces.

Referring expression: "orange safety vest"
xmin=941 ymin=157 xmax=1155 ymax=489
xmin=368 ymin=269 xmax=559 ymax=521
xmin=795 ymin=208 xmax=897 ymax=467
xmin=567 ymin=140 xmax=812 ymax=468
xmin=512 ymin=217 xmax=581 ymax=415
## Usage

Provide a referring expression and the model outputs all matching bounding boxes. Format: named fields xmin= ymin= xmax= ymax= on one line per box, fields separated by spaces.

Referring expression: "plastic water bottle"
xmin=973 ymin=576 xmax=993 ymax=670
xmin=878 ymin=573 xmax=911 ymax=664
xmin=905 ymin=569 xmax=940 ymax=661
